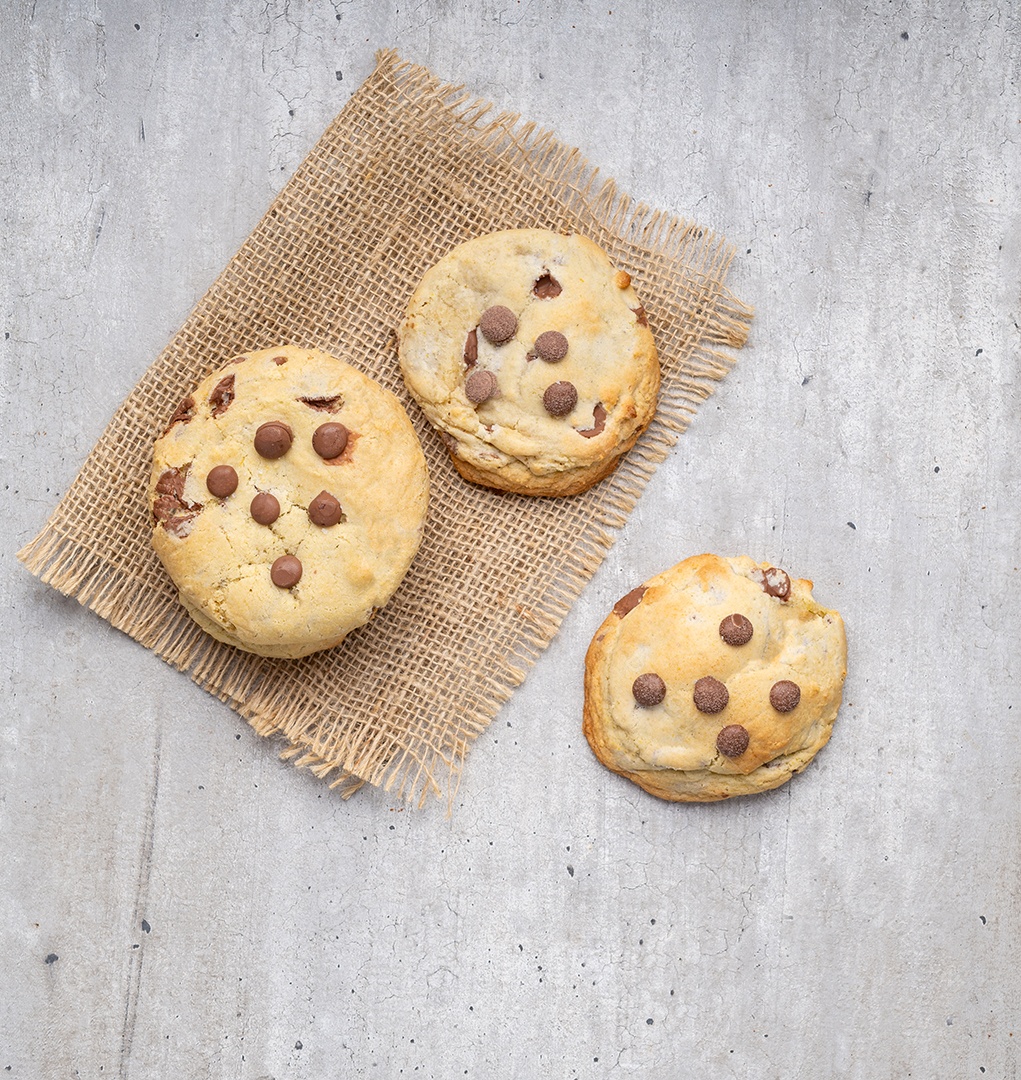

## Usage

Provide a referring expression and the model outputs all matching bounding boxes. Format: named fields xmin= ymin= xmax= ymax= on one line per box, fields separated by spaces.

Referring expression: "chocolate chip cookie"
xmin=397 ymin=228 xmax=659 ymax=497
xmin=583 ymin=554 xmax=847 ymax=801
xmin=149 ymin=346 xmax=429 ymax=658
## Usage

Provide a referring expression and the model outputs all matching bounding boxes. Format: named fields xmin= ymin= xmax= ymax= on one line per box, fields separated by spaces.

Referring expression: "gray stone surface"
xmin=3 ymin=1 xmax=1019 ymax=1077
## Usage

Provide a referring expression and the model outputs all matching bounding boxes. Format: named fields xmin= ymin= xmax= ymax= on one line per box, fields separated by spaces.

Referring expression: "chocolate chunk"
xmin=298 ymin=395 xmax=342 ymax=412
xmin=543 ymin=381 xmax=577 ymax=418
xmin=206 ymin=465 xmax=238 ymax=498
xmin=716 ymin=724 xmax=750 ymax=758
xmin=312 ymin=422 xmax=349 ymax=460
xmin=632 ymin=673 xmax=666 ymax=707
xmin=254 ymin=421 xmax=293 ymax=459
xmin=533 ymin=272 xmax=562 ymax=299
xmin=465 ymin=369 xmax=498 ymax=405
xmin=273 ymin=355 xmax=288 ymax=365
xmin=479 ymin=305 xmax=518 ymax=345
xmin=250 ymin=492 xmax=280 ymax=525
xmin=209 ymin=374 xmax=235 ymax=416
xmin=693 ymin=676 xmax=729 ymax=714
xmin=613 ymin=585 xmax=647 ymax=618
xmin=769 ymin=680 xmax=801 ymax=713
xmin=159 ymin=510 xmax=199 ymax=538
xmin=534 ymin=330 xmax=568 ymax=362
xmin=230 ymin=355 xmax=248 ymax=364
xmin=578 ymin=403 xmax=607 ymax=439
xmin=308 ymin=490 xmax=344 ymax=527
xmin=751 ymin=566 xmax=791 ymax=600
xmin=271 ymin=555 xmax=302 ymax=588
xmin=631 ymin=305 xmax=649 ymax=327
xmin=166 ymin=395 xmax=195 ymax=432
xmin=155 ymin=466 xmax=187 ymax=501
xmin=153 ymin=466 xmax=201 ymax=534
xmin=463 ymin=328 xmax=478 ymax=369
xmin=719 ymin=613 xmax=754 ymax=646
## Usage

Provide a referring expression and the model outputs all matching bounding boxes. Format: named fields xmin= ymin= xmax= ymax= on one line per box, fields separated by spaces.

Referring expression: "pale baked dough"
xmin=583 ymin=554 xmax=847 ymax=801
xmin=397 ymin=228 xmax=659 ymax=496
xmin=149 ymin=346 xmax=428 ymax=658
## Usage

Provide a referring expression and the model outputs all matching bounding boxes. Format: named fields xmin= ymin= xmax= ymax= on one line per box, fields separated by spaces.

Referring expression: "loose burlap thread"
xmin=18 ymin=51 xmax=752 ymax=806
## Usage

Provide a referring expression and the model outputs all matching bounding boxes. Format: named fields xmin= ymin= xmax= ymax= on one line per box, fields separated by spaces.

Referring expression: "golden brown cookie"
xmin=583 ymin=554 xmax=847 ymax=801
xmin=149 ymin=346 xmax=429 ymax=658
xmin=397 ymin=228 xmax=659 ymax=496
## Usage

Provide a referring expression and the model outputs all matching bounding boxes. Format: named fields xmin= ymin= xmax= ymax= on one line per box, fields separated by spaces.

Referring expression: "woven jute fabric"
xmin=18 ymin=51 xmax=752 ymax=805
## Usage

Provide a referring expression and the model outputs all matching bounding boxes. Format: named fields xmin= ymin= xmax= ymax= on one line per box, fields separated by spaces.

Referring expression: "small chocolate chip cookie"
xmin=583 ymin=554 xmax=847 ymax=801
xmin=149 ymin=346 xmax=429 ymax=658
xmin=397 ymin=228 xmax=659 ymax=497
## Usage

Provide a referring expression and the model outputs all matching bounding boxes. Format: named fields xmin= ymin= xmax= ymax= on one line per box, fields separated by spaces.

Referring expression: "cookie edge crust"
xmin=582 ymin=557 xmax=848 ymax=802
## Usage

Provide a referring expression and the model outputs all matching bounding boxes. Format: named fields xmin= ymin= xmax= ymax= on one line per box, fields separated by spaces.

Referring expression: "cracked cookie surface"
xmin=397 ymin=228 xmax=659 ymax=497
xmin=583 ymin=554 xmax=847 ymax=801
xmin=149 ymin=345 xmax=429 ymax=658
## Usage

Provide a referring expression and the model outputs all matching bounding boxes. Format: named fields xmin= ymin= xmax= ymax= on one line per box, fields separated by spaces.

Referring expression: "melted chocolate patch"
xmin=152 ymin=466 xmax=201 ymax=534
xmin=751 ymin=566 xmax=791 ymax=600
xmin=533 ymin=272 xmax=562 ymax=299
xmin=578 ymin=403 xmax=607 ymax=439
xmin=613 ymin=585 xmax=647 ymax=618
xmin=165 ymin=395 xmax=195 ymax=433
xmin=463 ymin=328 xmax=478 ymax=369
xmin=209 ymin=374 xmax=235 ymax=416
xmin=298 ymin=395 xmax=343 ymax=412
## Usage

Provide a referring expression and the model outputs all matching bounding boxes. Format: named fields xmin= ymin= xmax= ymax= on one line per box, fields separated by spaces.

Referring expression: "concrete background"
xmin=2 ymin=1 xmax=1019 ymax=1077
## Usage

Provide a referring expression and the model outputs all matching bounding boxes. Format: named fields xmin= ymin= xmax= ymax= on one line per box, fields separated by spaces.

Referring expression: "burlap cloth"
xmin=18 ymin=51 xmax=752 ymax=805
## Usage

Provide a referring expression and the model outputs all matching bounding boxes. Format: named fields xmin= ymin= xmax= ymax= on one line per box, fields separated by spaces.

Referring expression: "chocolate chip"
xmin=534 ymin=330 xmax=568 ymax=362
xmin=230 ymin=355 xmax=248 ymax=364
xmin=463 ymin=328 xmax=478 ymax=369
xmin=752 ymin=566 xmax=791 ymax=600
xmin=312 ymin=422 xmax=349 ymax=460
xmin=250 ymin=492 xmax=280 ymax=525
xmin=166 ymin=395 xmax=195 ymax=432
xmin=206 ymin=465 xmax=238 ymax=498
xmin=543 ymin=381 xmax=577 ymax=417
xmin=298 ymin=395 xmax=342 ymax=412
xmin=719 ymin=614 xmax=754 ymax=646
xmin=693 ymin=676 xmax=729 ymax=714
xmin=613 ymin=585 xmax=646 ymax=618
xmin=716 ymin=724 xmax=750 ymax=758
xmin=533 ymin=273 xmax=562 ymax=299
xmin=769 ymin=680 xmax=801 ymax=713
xmin=273 ymin=355 xmax=288 ymax=365
xmin=209 ymin=374 xmax=235 ymax=416
xmin=578 ymin=403 xmax=607 ymax=439
xmin=254 ymin=421 xmax=293 ymax=459
xmin=271 ymin=555 xmax=302 ymax=588
xmin=631 ymin=305 xmax=649 ymax=326
xmin=632 ymin=673 xmax=666 ymax=707
xmin=308 ymin=490 xmax=344 ymax=527
xmin=465 ymin=369 xmax=498 ymax=405
xmin=479 ymin=305 xmax=518 ymax=345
